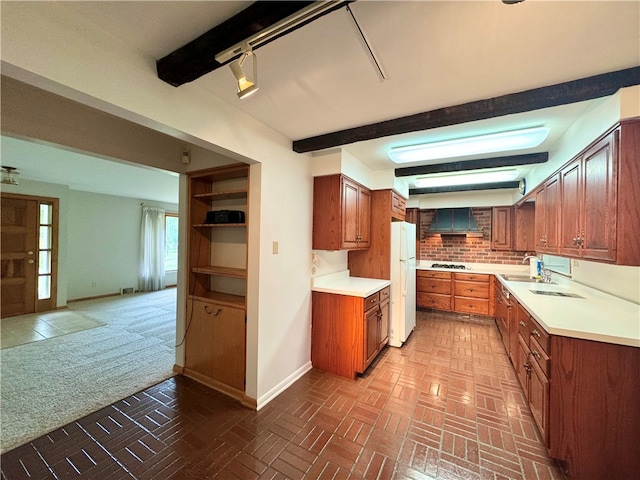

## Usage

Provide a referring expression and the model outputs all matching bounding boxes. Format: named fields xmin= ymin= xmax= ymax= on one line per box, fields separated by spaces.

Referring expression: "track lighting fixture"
xmin=228 ymin=48 xmax=258 ymax=99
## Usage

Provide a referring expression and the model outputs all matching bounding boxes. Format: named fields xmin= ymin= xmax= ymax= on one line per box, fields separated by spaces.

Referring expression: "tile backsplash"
xmin=418 ymin=208 xmax=529 ymax=264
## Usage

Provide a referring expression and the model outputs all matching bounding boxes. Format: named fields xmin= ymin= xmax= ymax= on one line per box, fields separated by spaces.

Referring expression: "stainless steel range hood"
xmin=426 ymin=208 xmax=483 ymax=237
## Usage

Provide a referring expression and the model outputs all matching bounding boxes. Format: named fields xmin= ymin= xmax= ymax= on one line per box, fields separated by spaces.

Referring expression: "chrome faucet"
xmin=522 ymin=255 xmax=552 ymax=282
xmin=523 ymin=255 xmax=543 ymax=278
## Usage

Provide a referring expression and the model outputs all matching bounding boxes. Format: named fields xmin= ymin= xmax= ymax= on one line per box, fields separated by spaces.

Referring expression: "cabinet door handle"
xmin=532 ymin=329 xmax=541 ymax=338
xmin=531 ymin=350 xmax=540 ymax=358
xmin=519 ymin=321 xmax=526 ymax=327
xmin=204 ymin=305 xmax=222 ymax=316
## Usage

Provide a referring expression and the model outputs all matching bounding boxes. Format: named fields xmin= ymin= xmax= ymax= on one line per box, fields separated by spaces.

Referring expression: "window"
xmin=165 ymin=214 xmax=179 ymax=272
xmin=38 ymin=203 xmax=54 ymax=300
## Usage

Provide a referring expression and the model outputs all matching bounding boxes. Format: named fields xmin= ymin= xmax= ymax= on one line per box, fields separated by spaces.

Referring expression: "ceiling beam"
xmin=394 ymin=152 xmax=548 ymax=177
xmin=293 ymin=66 xmax=640 ymax=153
xmin=156 ymin=1 xmax=351 ymax=87
xmin=410 ymin=181 xmax=520 ymax=195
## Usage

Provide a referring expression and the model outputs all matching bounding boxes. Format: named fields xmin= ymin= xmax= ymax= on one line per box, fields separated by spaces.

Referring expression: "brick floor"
xmin=1 ymin=311 xmax=565 ymax=479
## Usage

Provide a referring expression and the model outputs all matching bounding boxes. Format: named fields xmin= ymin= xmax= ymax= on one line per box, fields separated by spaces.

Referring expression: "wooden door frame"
xmin=1 ymin=192 xmax=59 ymax=313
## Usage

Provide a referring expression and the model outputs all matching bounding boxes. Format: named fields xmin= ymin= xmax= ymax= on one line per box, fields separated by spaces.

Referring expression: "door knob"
xmin=27 ymin=259 xmax=35 ymax=264
xmin=28 ymin=251 xmax=34 ymax=255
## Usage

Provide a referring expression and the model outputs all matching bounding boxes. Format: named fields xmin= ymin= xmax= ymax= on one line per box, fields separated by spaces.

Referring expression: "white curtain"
xmin=139 ymin=207 xmax=166 ymax=292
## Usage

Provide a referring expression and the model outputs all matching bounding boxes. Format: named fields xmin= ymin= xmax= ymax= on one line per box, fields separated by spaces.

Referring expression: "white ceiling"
xmin=1 ymin=136 xmax=179 ymax=204
xmin=2 ymin=1 xmax=639 ymax=196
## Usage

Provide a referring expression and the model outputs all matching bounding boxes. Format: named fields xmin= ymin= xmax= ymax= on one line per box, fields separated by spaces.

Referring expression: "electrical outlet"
xmin=272 ymin=241 xmax=278 ymax=254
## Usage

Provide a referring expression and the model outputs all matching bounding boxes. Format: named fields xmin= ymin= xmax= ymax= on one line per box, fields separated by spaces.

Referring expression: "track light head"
xmin=228 ymin=49 xmax=258 ymax=99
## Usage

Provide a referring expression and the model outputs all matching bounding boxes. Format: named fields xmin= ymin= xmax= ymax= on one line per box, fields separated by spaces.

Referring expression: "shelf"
xmin=192 ymin=266 xmax=247 ymax=278
xmin=188 ymin=291 xmax=246 ymax=309
xmin=193 ymin=189 xmax=247 ymax=201
xmin=193 ymin=223 xmax=246 ymax=228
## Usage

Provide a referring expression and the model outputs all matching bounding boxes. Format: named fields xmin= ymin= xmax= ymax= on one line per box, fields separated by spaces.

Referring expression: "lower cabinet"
xmin=454 ymin=273 xmax=490 ymax=315
xmin=184 ymin=299 xmax=246 ymax=394
xmin=312 ymin=286 xmax=390 ymax=379
xmin=417 ymin=270 xmax=492 ymax=316
xmin=515 ymin=309 xmax=551 ymax=447
xmin=549 ymin=336 xmax=640 ymax=480
xmin=416 ymin=270 xmax=452 ymax=310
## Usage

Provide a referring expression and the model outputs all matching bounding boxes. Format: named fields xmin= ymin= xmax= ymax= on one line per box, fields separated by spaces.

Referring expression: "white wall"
xmin=66 ymin=190 xmax=177 ymax=300
xmin=1 ymin=1 xmax=315 ymax=405
xmin=0 ymin=176 xmax=178 ymax=303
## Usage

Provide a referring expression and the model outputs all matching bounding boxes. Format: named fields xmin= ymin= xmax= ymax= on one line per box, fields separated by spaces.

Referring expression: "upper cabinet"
xmin=534 ymin=174 xmax=560 ymax=254
xmin=560 ymin=132 xmax=617 ymax=261
xmin=527 ymin=119 xmax=640 ymax=266
xmin=491 ymin=206 xmax=512 ymax=250
xmin=313 ymin=174 xmax=371 ymax=250
xmin=349 ymin=189 xmax=407 ymax=279
xmin=492 ymin=203 xmax=535 ymax=252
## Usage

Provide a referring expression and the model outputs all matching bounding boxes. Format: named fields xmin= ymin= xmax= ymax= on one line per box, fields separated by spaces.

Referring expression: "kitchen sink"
xmin=500 ymin=274 xmax=556 ymax=284
xmin=529 ymin=290 xmax=584 ymax=298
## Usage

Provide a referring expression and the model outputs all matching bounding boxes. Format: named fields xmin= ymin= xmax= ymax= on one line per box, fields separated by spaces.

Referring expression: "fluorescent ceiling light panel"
xmin=389 ymin=126 xmax=550 ymax=164
xmin=414 ymin=169 xmax=519 ymax=188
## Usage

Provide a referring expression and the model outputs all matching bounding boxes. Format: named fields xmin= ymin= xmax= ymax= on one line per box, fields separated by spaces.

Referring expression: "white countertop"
xmin=312 ymin=271 xmax=391 ymax=297
xmin=497 ymin=275 xmax=640 ymax=348
xmin=417 ymin=261 xmax=530 ymax=275
xmin=416 ymin=261 xmax=639 ymax=348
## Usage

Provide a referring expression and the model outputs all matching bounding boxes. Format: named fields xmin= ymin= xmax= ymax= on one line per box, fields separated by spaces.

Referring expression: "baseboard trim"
xmin=256 ymin=361 xmax=313 ymax=411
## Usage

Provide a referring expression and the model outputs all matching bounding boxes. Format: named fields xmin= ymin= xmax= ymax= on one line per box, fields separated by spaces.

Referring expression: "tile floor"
xmin=0 ymin=311 xmax=103 ymax=349
xmin=0 ymin=311 xmax=565 ymax=479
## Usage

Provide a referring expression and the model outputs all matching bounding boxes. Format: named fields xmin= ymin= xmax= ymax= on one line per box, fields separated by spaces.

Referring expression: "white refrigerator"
xmin=389 ymin=221 xmax=417 ymax=347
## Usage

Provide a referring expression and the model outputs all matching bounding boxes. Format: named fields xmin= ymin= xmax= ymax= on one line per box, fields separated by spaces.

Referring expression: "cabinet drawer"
xmin=454 ymin=272 xmax=489 ymax=283
xmin=519 ymin=314 xmax=532 ymax=340
xmin=454 ymin=281 xmax=489 ymax=299
xmin=530 ymin=336 xmax=551 ymax=377
xmin=417 ymin=293 xmax=452 ymax=310
xmin=454 ymin=297 xmax=489 ymax=315
xmin=417 ymin=270 xmax=452 ymax=280
xmin=417 ymin=277 xmax=451 ymax=294
xmin=364 ymin=291 xmax=380 ymax=311
xmin=379 ymin=286 xmax=390 ymax=303
xmin=529 ymin=319 xmax=550 ymax=354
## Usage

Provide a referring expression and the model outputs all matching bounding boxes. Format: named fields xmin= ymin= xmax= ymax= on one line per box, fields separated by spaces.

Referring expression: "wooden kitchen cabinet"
xmin=365 ymin=288 xmax=390 ymax=367
xmin=534 ymin=174 xmax=560 ymax=253
xmin=493 ymin=277 xmax=511 ymax=351
xmin=491 ymin=206 xmax=512 ymax=250
xmin=312 ymin=286 xmax=390 ymax=379
xmin=349 ymin=189 xmax=407 ymax=280
xmin=549 ymin=336 xmax=640 ymax=480
xmin=417 ymin=271 xmax=491 ymax=316
xmin=492 ymin=205 xmax=535 ymax=252
xmin=416 ymin=270 xmax=452 ymax=311
xmin=184 ymin=164 xmax=249 ymax=402
xmin=528 ymin=119 xmax=640 ymax=265
xmin=453 ymin=272 xmax=490 ymax=315
xmin=560 ymin=131 xmax=617 ymax=261
xmin=516 ymin=310 xmax=551 ymax=447
xmin=313 ymin=174 xmax=371 ymax=250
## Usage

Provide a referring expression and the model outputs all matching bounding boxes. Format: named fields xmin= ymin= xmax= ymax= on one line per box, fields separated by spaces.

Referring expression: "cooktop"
xmin=431 ymin=263 xmax=467 ymax=270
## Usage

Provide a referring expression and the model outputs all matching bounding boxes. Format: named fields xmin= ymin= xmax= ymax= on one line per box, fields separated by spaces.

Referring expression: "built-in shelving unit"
xmin=184 ymin=163 xmax=250 ymax=404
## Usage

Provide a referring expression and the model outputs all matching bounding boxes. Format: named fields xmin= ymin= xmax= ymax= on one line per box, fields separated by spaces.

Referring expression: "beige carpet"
xmin=0 ymin=289 xmax=176 ymax=453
